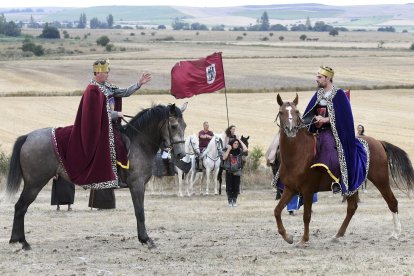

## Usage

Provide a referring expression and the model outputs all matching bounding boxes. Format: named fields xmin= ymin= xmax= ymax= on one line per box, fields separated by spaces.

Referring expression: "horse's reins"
xmin=204 ymin=138 xmax=223 ymax=162
xmin=274 ymin=111 xmax=317 ymax=130
xmin=187 ymin=138 xmax=200 ymax=156
xmin=121 ymin=114 xmax=184 ymax=151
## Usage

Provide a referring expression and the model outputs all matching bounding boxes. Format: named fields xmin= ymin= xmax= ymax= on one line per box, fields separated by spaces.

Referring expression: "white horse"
xmin=148 ymin=134 xmax=200 ymax=197
xmin=177 ymin=134 xmax=200 ymax=196
xmin=188 ymin=133 xmax=224 ymax=195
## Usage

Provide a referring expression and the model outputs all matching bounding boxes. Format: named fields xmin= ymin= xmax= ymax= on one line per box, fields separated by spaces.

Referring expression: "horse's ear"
xmin=293 ymin=93 xmax=299 ymax=105
xmin=277 ymin=94 xmax=283 ymax=106
xmin=241 ymin=135 xmax=244 ymax=139
xmin=169 ymin=104 xmax=176 ymax=116
xmin=246 ymin=136 xmax=250 ymax=140
xmin=180 ymin=102 xmax=188 ymax=113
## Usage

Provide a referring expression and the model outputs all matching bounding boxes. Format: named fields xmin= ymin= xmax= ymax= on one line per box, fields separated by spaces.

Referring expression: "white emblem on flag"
xmin=206 ymin=64 xmax=216 ymax=84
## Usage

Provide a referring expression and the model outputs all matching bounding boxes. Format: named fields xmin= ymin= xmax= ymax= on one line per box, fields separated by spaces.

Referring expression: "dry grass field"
xmin=1 ymin=29 xmax=414 ymax=275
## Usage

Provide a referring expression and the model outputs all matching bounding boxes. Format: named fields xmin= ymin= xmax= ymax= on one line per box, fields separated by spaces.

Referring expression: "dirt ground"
xmin=0 ymin=183 xmax=414 ymax=275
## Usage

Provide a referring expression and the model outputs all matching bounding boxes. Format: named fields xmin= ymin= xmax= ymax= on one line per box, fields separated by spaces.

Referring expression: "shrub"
xmin=96 ymin=35 xmax=110 ymax=46
xmin=244 ymin=146 xmax=264 ymax=172
xmin=151 ymin=32 xmax=156 ymax=36
xmin=22 ymin=40 xmax=44 ymax=56
xmin=410 ymin=43 xmax=414 ymax=50
xmin=140 ymin=32 xmax=146 ymax=35
xmin=39 ymin=24 xmax=60 ymax=39
xmin=279 ymin=36 xmax=284 ymax=41
xmin=155 ymin=36 xmax=175 ymax=41
xmin=130 ymin=32 xmax=135 ymax=36
xmin=236 ymin=36 xmax=243 ymax=40
xmin=243 ymin=32 xmax=247 ymax=36
xmin=120 ymin=47 xmax=126 ymax=51
xmin=0 ymin=146 xmax=10 ymax=177
xmin=261 ymin=36 xmax=269 ymax=41
xmin=300 ymin=34 xmax=307 ymax=41
xmin=269 ymin=32 xmax=273 ymax=36
xmin=105 ymin=43 xmax=115 ymax=51
xmin=329 ymin=29 xmax=339 ymax=36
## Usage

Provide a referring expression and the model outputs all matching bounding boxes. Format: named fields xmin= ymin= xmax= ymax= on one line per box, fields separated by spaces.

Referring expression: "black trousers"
xmin=226 ymin=171 xmax=240 ymax=200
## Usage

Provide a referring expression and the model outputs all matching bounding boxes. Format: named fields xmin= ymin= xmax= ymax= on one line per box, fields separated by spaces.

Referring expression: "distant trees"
xmin=247 ymin=11 xmax=273 ymax=31
xmin=305 ymin=16 xmax=312 ymax=31
xmin=378 ymin=26 xmax=395 ymax=32
xmin=172 ymin=18 xmax=189 ymax=30
xmin=77 ymin=13 xmax=87 ymax=28
xmin=190 ymin=22 xmax=208 ymax=31
xmin=39 ymin=23 xmax=60 ymax=39
xmin=211 ymin=25 xmax=225 ymax=31
xmin=106 ymin=14 xmax=114 ymax=28
xmin=269 ymin=24 xmax=288 ymax=31
xmin=260 ymin=11 xmax=270 ymax=31
xmin=0 ymin=13 xmax=21 ymax=37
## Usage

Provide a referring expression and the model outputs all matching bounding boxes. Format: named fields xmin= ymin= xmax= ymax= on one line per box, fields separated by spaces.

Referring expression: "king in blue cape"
xmin=302 ymin=66 xmax=369 ymax=196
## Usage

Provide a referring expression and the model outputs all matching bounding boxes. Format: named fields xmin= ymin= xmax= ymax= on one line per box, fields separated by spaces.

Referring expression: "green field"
xmin=230 ymin=9 xmax=343 ymax=20
xmin=42 ymin=6 xmax=191 ymax=23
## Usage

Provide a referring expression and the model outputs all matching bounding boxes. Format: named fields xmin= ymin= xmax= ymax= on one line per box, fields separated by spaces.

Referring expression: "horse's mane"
xmin=123 ymin=104 xmax=182 ymax=139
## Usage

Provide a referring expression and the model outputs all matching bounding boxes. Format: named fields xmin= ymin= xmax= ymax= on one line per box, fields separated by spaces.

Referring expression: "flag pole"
xmin=224 ymin=87 xmax=229 ymax=128
xmin=219 ymin=52 xmax=229 ymax=128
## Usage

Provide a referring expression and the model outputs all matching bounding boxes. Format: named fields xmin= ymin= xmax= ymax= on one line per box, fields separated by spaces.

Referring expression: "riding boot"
xmin=117 ymin=167 xmax=128 ymax=188
xmin=331 ymin=182 xmax=342 ymax=194
xmin=275 ymin=187 xmax=282 ymax=200
xmin=197 ymin=157 xmax=203 ymax=172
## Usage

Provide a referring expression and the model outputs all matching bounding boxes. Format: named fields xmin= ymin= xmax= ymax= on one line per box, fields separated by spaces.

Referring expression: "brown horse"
xmin=274 ymin=94 xmax=414 ymax=246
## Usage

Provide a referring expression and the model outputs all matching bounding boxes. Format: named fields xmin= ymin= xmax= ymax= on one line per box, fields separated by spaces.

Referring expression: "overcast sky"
xmin=0 ymin=0 xmax=412 ymax=8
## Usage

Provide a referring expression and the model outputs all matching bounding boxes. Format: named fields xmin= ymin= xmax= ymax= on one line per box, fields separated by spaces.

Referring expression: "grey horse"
xmin=6 ymin=103 xmax=187 ymax=250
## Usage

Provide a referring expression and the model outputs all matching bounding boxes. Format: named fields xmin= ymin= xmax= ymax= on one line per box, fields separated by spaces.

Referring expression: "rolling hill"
xmin=1 ymin=3 xmax=414 ymax=30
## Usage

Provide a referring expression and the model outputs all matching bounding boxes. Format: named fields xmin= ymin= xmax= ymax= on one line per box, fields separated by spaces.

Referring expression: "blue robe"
xmin=302 ymin=88 xmax=369 ymax=196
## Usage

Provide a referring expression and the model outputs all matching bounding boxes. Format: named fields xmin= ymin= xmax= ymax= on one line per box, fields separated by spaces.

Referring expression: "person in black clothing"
xmin=51 ymin=175 xmax=75 ymax=211
xmin=222 ymin=138 xmax=248 ymax=207
xmin=89 ymin=189 xmax=115 ymax=210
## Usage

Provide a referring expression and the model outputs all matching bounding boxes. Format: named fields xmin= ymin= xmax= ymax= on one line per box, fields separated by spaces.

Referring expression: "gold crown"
xmin=93 ymin=59 xmax=110 ymax=73
xmin=318 ymin=66 xmax=334 ymax=78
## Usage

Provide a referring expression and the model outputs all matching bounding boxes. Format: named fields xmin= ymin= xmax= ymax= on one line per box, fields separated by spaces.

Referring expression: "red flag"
xmin=170 ymin=52 xmax=225 ymax=99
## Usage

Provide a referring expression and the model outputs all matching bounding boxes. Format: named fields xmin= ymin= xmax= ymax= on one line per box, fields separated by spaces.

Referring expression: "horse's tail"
xmin=6 ymin=135 xmax=28 ymax=196
xmin=381 ymin=141 xmax=414 ymax=195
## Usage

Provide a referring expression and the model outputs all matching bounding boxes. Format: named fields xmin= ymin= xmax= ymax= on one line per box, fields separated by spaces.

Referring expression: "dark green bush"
xmin=96 ymin=35 xmax=110 ymax=46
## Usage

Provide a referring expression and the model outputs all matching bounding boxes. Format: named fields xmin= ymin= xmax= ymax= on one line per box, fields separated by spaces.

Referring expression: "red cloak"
xmin=53 ymin=84 xmax=119 ymax=188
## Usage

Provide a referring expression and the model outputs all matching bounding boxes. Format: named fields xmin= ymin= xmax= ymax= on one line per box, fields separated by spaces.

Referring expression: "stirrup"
xmin=331 ymin=182 xmax=342 ymax=194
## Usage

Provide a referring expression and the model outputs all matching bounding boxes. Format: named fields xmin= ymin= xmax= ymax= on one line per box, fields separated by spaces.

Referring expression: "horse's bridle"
xmin=122 ymin=114 xmax=184 ymax=152
xmin=205 ymin=137 xmax=224 ymax=161
xmin=161 ymin=117 xmax=185 ymax=153
xmin=275 ymin=105 xmax=316 ymax=135
xmin=187 ymin=136 xmax=200 ymax=156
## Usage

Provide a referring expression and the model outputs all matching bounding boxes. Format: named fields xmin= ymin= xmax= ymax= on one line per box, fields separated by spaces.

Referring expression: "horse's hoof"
xmin=146 ymin=239 xmax=156 ymax=249
xmin=295 ymin=241 xmax=309 ymax=248
xmin=330 ymin=236 xmax=341 ymax=243
xmin=22 ymin=241 xmax=32 ymax=251
xmin=286 ymin=235 xmax=294 ymax=244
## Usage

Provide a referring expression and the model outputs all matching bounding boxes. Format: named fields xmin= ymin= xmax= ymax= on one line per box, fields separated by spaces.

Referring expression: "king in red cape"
xmin=52 ymin=59 xmax=151 ymax=189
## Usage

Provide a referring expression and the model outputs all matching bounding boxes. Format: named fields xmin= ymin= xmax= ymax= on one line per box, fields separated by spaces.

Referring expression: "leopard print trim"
xmin=271 ymin=169 xmax=280 ymax=188
xmin=358 ymin=137 xmax=370 ymax=181
xmin=81 ymin=79 xmax=119 ymax=189
xmin=51 ymin=127 xmax=68 ymax=176
xmin=324 ymin=87 xmax=350 ymax=191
